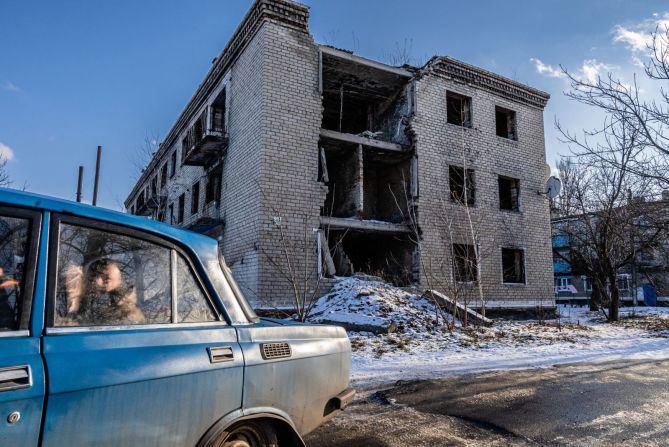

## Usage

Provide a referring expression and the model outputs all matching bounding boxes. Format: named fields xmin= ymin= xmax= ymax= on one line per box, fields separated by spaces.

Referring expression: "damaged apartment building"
xmin=126 ymin=0 xmax=555 ymax=313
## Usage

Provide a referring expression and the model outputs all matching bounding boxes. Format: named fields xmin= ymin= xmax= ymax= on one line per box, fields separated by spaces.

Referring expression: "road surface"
xmin=306 ymin=358 xmax=669 ymax=446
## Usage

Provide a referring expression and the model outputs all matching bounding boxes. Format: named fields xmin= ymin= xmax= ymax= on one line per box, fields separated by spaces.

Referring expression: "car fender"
xmin=197 ymin=407 xmax=306 ymax=447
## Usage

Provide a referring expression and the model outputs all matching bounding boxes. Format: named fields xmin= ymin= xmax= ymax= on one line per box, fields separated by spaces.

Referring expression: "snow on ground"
xmin=308 ymin=277 xmax=669 ymax=387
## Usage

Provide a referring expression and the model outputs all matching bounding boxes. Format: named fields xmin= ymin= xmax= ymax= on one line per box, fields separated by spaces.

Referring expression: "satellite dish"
xmin=545 ymin=176 xmax=562 ymax=199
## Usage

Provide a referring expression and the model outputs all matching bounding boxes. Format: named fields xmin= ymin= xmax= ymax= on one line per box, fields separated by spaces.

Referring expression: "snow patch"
xmin=308 ymin=277 xmax=669 ymax=387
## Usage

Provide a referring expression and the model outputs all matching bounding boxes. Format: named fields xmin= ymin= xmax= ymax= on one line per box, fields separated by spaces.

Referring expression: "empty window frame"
xmin=554 ymin=277 xmax=571 ymax=288
xmin=160 ymin=163 xmax=168 ymax=189
xmin=168 ymin=204 xmax=174 ymax=224
xmin=495 ymin=106 xmax=517 ymax=140
xmin=498 ymin=176 xmax=520 ymax=211
xmin=177 ymin=194 xmax=185 ymax=224
xmin=617 ymin=275 xmax=630 ymax=291
xmin=191 ymin=181 xmax=200 ymax=215
xmin=452 ymin=244 xmax=478 ymax=282
xmin=205 ymin=167 xmax=222 ymax=206
xmin=502 ymin=248 xmax=525 ymax=284
xmin=150 ymin=176 xmax=157 ymax=197
xmin=446 ymin=91 xmax=472 ymax=127
xmin=210 ymin=89 xmax=226 ymax=133
xmin=181 ymin=135 xmax=189 ymax=164
xmin=582 ymin=277 xmax=593 ymax=292
xmin=449 ymin=165 xmax=475 ymax=205
xmin=170 ymin=151 xmax=177 ymax=178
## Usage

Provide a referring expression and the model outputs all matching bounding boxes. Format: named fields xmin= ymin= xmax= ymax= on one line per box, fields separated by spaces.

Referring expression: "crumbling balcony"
xmin=182 ymin=128 xmax=228 ymax=168
xmin=135 ymin=193 xmax=167 ymax=217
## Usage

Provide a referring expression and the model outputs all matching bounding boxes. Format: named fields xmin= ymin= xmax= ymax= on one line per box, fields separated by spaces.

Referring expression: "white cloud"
xmin=0 ymin=143 xmax=16 ymax=161
xmin=1 ymin=81 xmax=21 ymax=93
xmin=578 ymin=59 xmax=617 ymax=84
xmin=530 ymin=57 xmax=616 ymax=84
xmin=612 ymin=12 xmax=669 ymax=55
xmin=613 ymin=25 xmax=653 ymax=53
xmin=530 ymin=58 xmax=565 ymax=78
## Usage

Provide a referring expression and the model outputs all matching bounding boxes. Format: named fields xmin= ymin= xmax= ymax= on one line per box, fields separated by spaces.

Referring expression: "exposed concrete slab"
xmin=320 ymin=216 xmax=411 ymax=233
xmin=320 ymin=128 xmax=408 ymax=152
xmin=319 ymin=45 xmax=413 ymax=78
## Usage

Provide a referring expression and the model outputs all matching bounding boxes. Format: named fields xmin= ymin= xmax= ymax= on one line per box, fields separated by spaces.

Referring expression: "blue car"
xmin=0 ymin=188 xmax=353 ymax=447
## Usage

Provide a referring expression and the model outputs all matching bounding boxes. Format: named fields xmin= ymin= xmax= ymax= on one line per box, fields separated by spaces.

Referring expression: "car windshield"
xmin=217 ymin=251 xmax=258 ymax=322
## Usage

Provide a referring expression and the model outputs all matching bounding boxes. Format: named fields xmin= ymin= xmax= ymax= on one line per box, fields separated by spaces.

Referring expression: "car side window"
xmin=176 ymin=253 xmax=216 ymax=323
xmin=0 ymin=214 xmax=31 ymax=331
xmin=55 ymin=223 xmax=172 ymax=327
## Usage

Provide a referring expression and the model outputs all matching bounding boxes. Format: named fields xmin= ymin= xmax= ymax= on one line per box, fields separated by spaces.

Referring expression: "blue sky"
xmin=0 ymin=0 xmax=665 ymax=210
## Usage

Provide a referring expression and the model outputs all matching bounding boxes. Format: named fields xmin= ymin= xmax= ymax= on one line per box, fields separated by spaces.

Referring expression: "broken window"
xmin=495 ymin=106 xmax=517 ymax=140
xmin=502 ymin=248 xmax=525 ymax=284
xmin=170 ymin=151 xmax=177 ymax=178
xmin=446 ymin=91 xmax=472 ymax=127
xmin=160 ymin=163 xmax=168 ymax=189
xmin=498 ymin=176 xmax=520 ymax=211
xmin=210 ymin=89 xmax=226 ymax=133
xmin=193 ymin=111 xmax=206 ymax=143
xmin=177 ymin=194 xmax=185 ymax=224
xmin=449 ymin=165 xmax=475 ymax=205
xmin=168 ymin=203 xmax=174 ymax=224
xmin=150 ymin=176 xmax=157 ymax=197
xmin=191 ymin=181 xmax=200 ymax=215
xmin=452 ymin=244 xmax=478 ymax=282
xmin=205 ymin=167 xmax=222 ymax=207
xmin=181 ymin=135 xmax=190 ymax=164
xmin=136 ymin=190 xmax=145 ymax=210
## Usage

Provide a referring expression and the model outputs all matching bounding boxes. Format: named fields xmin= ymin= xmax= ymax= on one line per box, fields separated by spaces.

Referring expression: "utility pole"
xmin=76 ymin=166 xmax=84 ymax=203
xmin=92 ymin=145 xmax=102 ymax=206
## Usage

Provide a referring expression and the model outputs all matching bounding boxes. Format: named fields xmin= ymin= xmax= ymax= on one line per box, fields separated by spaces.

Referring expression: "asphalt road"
xmin=306 ymin=359 xmax=669 ymax=446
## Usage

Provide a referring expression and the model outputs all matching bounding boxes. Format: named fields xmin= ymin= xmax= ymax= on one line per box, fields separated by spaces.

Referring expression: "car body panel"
xmin=0 ymin=337 xmax=45 ymax=447
xmin=41 ymin=326 xmax=243 ymax=446
xmin=237 ymin=323 xmax=351 ymax=436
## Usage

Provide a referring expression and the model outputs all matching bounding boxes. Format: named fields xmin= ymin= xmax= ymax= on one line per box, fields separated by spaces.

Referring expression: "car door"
xmin=0 ymin=207 xmax=45 ymax=447
xmin=41 ymin=215 xmax=243 ymax=447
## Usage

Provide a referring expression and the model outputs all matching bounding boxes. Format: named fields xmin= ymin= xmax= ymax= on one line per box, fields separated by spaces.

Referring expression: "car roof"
xmin=0 ymin=187 xmax=217 ymax=249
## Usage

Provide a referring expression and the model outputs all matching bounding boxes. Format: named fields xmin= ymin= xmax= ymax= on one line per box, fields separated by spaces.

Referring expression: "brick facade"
xmin=125 ymin=0 xmax=555 ymax=312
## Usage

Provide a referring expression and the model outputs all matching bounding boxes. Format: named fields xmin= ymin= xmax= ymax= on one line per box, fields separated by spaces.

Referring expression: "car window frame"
xmin=45 ymin=213 xmax=226 ymax=333
xmin=0 ymin=206 xmax=41 ymax=337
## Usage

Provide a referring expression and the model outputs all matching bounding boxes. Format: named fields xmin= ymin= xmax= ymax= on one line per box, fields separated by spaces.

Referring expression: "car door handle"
xmin=207 ymin=346 xmax=234 ymax=364
xmin=0 ymin=365 xmax=32 ymax=392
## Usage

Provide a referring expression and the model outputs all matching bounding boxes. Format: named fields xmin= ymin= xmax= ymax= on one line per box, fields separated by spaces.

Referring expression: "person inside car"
xmin=64 ymin=258 xmax=145 ymax=325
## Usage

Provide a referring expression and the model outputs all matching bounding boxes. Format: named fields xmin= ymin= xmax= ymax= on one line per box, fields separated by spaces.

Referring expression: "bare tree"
xmin=0 ymin=155 xmax=12 ymax=187
xmin=130 ymin=130 xmax=162 ymax=182
xmin=383 ymin=38 xmax=416 ymax=67
xmin=557 ymin=25 xmax=669 ymax=186
xmin=553 ymin=120 xmax=669 ymax=321
xmin=257 ymin=185 xmax=326 ymax=322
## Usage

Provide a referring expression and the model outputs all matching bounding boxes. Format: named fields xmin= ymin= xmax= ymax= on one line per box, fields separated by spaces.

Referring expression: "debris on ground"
xmin=307 ymin=276 xmax=669 ymax=385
